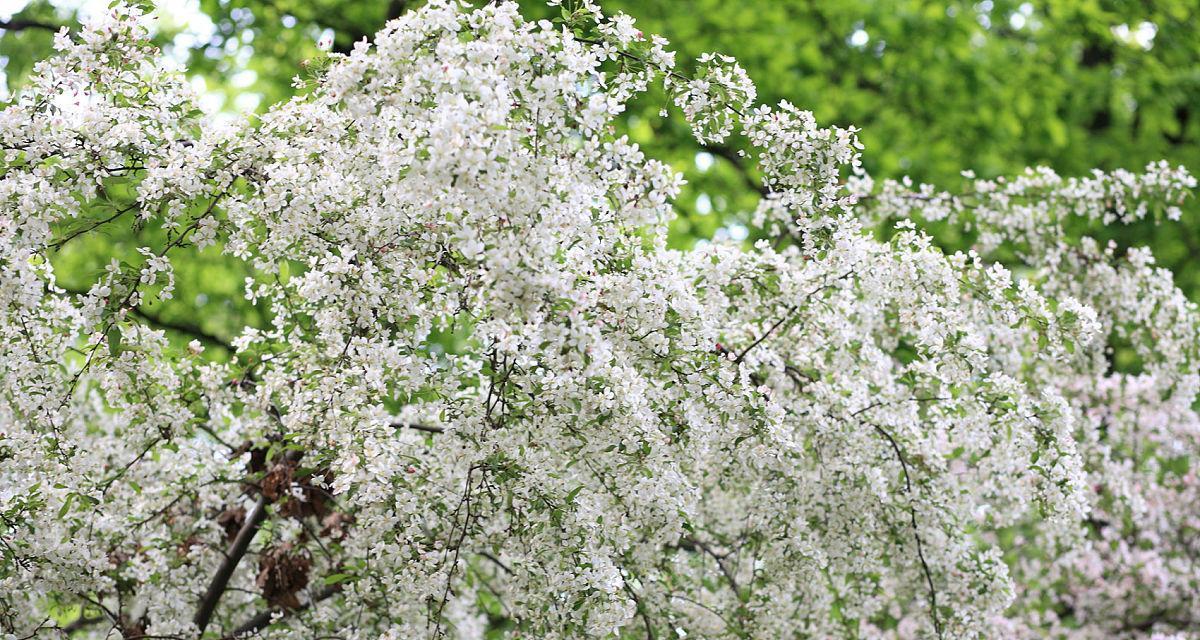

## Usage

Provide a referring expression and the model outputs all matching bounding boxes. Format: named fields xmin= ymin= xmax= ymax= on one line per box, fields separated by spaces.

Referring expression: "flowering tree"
xmin=1 ymin=2 xmax=1198 ymax=638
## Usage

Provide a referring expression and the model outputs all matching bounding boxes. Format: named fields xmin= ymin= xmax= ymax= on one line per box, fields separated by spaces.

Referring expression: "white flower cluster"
xmin=669 ymin=52 xmax=755 ymax=144
xmin=850 ymin=161 xmax=1196 ymax=255
xmin=0 ymin=2 xmax=1196 ymax=639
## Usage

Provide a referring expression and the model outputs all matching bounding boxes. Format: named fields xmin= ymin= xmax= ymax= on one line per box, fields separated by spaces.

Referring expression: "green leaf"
xmin=107 ymin=326 xmax=123 ymax=358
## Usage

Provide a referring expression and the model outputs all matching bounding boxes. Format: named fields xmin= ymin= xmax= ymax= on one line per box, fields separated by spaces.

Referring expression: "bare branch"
xmin=394 ymin=422 xmax=444 ymax=434
xmin=194 ymin=493 xmax=269 ymax=635
xmin=0 ymin=18 xmax=59 ymax=33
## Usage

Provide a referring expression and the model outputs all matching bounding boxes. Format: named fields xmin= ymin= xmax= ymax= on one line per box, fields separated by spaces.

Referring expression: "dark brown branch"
xmin=222 ymin=584 xmax=340 ymax=639
xmin=687 ymin=538 xmax=740 ymax=593
xmin=478 ymin=551 xmax=512 ymax=575
xmin=0 ymin=18 xmax=59 ymax=32
xmin=55 ymin=282 xmax=233 ymax=351
xmin=734 ymin=304 xmax=796 ymax=364
xmin=395 ymin=422 xmax=444 ymax=434
xmin=60 ymin=614 xmax=104 ymax=633
xmin=128 ymin=306 xmax=232 ymax=351
xmin=621 ymin=579 xmax=656 ymax=640
xmin=194 ymin=493 xmax=269 ymax=635
xmin=433 ymin=465 xmax=477 ymax=637
xmin=733 ymin=273 xmax=851 ymax=365
xmin=385 ymin=0 xmax=408 ymax=21
xmin=870 ymin=422 xmax=943 ymax=639
xmin=703 ymin=144 xmax=768 ymax=197
xmin=1122 ymin=608 xmax=1197 ymax=634
xmin=49 ymin=204 xmax=137 ymax=250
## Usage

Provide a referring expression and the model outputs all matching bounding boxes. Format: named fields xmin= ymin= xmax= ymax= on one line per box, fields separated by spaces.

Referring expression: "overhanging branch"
xmin=0 ymin=18 xmax=59 ymax=32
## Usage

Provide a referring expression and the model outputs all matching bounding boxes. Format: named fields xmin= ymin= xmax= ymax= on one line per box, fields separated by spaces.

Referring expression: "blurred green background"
xmin=5 ymin=0 xmax=1199 ymax=348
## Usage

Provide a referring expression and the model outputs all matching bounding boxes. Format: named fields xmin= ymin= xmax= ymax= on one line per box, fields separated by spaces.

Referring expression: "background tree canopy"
xmin=3 ymin=0 xmax=1198 ymax=343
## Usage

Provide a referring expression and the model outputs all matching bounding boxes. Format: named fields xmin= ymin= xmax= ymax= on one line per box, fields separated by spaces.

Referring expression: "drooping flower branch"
xmin=0 ymin=2 xmax=1197 ymax=639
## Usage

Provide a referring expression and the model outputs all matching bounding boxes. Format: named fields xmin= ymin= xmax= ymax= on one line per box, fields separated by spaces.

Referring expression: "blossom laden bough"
xmin=0 ymin=2 xmax=1197 ymax=639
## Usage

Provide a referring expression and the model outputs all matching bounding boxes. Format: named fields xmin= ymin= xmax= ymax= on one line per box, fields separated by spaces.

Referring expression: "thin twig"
xmin=869 ymin=422 xmax=943 ymax=639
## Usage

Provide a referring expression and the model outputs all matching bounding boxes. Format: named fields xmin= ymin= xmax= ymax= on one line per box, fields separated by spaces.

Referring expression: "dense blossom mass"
xmin=1 ymin=1 xmax=1198 ymax=638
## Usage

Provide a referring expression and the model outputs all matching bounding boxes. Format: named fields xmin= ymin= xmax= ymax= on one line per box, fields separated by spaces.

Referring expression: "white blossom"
xmin=0 ymin=2 xmax=1197 ymax=639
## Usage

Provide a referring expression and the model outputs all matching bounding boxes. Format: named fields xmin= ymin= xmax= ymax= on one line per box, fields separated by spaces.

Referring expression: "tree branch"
xmin=733 ymin=272 xmax=851 ymax=365
xmin=55 ymin=282 xmax=233 ymax=351
xmin=0 ymin=18 xmax=59 ymax=33
xmin=49 ymin=203 xmax=137 ymax=250
xmin=128 ymin=305 xmax=232 ymax=351
xmin=222 ymin=584 xmax=340 ymax=639
xmin=734 ymin=304 xmax=796 ymax=364
xmin=194 ymin=493 xmax=269 ymax=635
xmin=869 ymin=422 xmax=943 ymax=640
xmin=394 ymin=422 xmax=444 ymax=434
xmin=703 ymin=144 xmax=768 ymax=197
